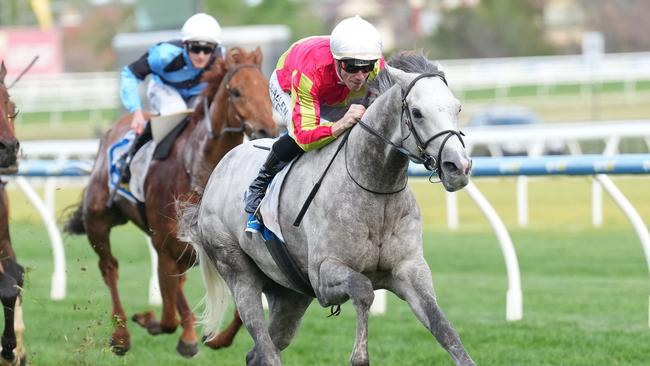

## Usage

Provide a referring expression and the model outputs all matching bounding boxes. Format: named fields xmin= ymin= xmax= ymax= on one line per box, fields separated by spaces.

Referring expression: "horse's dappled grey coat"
xmin=178 ymin=52 xmax=474 ymax=366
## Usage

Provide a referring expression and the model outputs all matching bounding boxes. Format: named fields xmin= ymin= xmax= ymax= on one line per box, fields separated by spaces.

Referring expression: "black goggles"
xmin=339 ymin=59 xmax=376 ymax=74
xmin=187 ymin=43 xmax=215 ymax=55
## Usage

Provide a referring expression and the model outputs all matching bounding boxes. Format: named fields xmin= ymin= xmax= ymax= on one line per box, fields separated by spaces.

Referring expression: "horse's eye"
xmin=411 ymin=108 xmax=423 ymax=119
xmin=229 ymin=88 xmax=241 ymax=98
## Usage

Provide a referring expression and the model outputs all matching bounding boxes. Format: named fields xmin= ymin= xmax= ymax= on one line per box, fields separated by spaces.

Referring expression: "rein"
xmin=357 ymin=71 xmax=465 ymax=182
xmin=293 ymin=71 xmax=465 ymax=226
xmin=202 ymin=63 xmax=260 ymax=139
xmin=6 ymin=55 xmax=39 ymax=89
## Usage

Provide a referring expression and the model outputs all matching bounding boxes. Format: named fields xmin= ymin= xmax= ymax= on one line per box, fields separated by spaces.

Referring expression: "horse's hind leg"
xmin=215 ymin=255 xmax=280 ymax=366
xmin=318 ymin=258 xmax=374 ymax=366
xmin=266 ymin=286 xmax=312 ymax=351
xmin=390 ymin=259 xmax=475 ymax=366
xmin=131 ymin=252 xmax=180 ymax=335
xmin=85 ymin=209 xmax=130 ymax=355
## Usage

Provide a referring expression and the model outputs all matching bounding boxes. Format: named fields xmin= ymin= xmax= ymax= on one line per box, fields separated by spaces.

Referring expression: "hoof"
xmin=146 ymin=323 xmax=177 ymax=336
xmin=176 ymin=340 xmax=199 ymax=358
xmin=109 ymin=337 xmax=130 ymax=356
xmin=0 ymin=354 xmax=14 ymax=366
xmin=131 ymin=310 xmax=156 ymax=329
xmin=146 ymin=323 xmax=162 ymax=335
xmin=202 ymin=334 xmax=233 ymax=349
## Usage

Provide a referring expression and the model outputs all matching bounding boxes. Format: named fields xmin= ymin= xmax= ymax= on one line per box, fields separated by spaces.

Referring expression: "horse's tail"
xmin=63 ymin=192 xmax=85 ymax=235
xmin=176 ymin=198 xmax=230 ymax=340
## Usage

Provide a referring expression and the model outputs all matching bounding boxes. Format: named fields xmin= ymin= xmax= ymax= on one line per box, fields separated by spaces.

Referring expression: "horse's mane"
xmin=368 ymin=50 xmax=444 ymax=98
xmin=192 ymin=47 xmax=258 ymax=123
xmin=192 ymin=58 xmax=228 ymax=123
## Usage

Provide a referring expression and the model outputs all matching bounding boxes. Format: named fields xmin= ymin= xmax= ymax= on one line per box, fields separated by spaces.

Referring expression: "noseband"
xmin=203 ymin=63 xmax=260 ymax=139
xmin=357 ymin=71 xmax=465 ymax=180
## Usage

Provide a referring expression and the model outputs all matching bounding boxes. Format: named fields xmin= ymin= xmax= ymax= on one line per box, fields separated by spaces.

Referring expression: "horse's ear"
xmin=385 ymin=65 xmax=411 ymax=89
xmin=225 ymin=48 xmax=237 ymax=66
xmin=0 ymin=62 xmax=6 ymax=84
xmin=252 ymin=46 xmax=263 ymax=67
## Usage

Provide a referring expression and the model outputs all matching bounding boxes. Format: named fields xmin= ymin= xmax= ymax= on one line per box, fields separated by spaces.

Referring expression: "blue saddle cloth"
xmin=107 ymin=131 xmax=138 ymax=203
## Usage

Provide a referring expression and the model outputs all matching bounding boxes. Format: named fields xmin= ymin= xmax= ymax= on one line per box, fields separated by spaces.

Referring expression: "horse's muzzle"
xmin=0 ymin=138 xmax=19 ymax=168
xmin=440 ymin=157 xmax=472 ymax=192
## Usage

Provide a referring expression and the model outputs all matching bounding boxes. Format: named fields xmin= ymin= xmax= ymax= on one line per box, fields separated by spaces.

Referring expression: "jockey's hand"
xmin=131 ymin=109 xmax=146 ymax=135
xmin=332 ymin=104 xmax=365 ymax=137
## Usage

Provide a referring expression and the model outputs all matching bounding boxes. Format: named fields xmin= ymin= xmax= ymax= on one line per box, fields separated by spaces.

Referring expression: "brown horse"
xmin=0 ymin=61 xmax=26 ymax=366
xmin=64 ymin=48 xmax=276 ymax=357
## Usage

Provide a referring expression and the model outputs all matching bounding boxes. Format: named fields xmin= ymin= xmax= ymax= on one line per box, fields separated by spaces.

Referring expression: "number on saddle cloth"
xmin=107 ymin=130 xmax=138 ymax=203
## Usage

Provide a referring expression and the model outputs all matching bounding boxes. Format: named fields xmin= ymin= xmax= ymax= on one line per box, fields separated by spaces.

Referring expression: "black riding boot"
xmin=121 ymin=123 xmax=152 ymax=184
xmin=244 ymin=150 xmax=290 ymax=214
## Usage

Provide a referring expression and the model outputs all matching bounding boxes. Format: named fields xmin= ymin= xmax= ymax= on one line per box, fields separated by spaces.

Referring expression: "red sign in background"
xmin=0 ymin=27 xmax=63 ymax=76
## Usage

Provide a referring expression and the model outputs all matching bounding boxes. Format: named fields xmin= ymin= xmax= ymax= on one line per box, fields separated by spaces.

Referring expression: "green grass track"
xmin=5 ymin=176 xmax=650 ymax=365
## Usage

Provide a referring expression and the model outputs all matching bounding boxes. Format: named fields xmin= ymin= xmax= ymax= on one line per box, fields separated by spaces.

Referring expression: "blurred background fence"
xmin=9 ymin=50 xmax=650 ymax=130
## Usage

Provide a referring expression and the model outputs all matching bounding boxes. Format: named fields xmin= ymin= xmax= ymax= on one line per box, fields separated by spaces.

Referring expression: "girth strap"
xmin=262 ymin=230 xmax=315 ymax=297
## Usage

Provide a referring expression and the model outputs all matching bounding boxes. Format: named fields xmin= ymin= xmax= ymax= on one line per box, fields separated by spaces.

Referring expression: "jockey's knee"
xmin=271 ymin=134 xmax=302 ymax=162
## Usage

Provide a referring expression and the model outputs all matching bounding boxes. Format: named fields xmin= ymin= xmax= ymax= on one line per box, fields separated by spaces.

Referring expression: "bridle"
xmin=295 ymin=70 xmax=468 ymax=226
xmin=1 ymin=56 xmax=36 ymax=123
xmin=356 ymin=71 xmax=466 ymax=181
xmin=202 ymin=63 xmax=260 ymax=139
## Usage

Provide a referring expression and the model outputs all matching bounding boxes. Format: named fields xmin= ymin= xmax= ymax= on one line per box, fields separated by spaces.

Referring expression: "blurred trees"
xmin=425 ymin=0 xmax=557 ymax=58
xmin=63 ymin=5 xmax=132 ymax=72
xmin=204 ymin=0 xmax=326 ymax=42
xmin=581 ymin=0 xmax=650 ymax=53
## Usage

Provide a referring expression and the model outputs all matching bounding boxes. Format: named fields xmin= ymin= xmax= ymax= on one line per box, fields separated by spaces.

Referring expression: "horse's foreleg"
xmin=203 ymin=309 xmax=243 ymax=349
xmin=266 ymin=286 xmax=312 ymax=351
xmin=0 ymin=294 xmax=16 ymax=363
xmin=12 ymin=297 xmax=24 ymax=366
xmin=174 ymin=273 xmax=199 ymax=358
xmin=391 ymin=259 xmax=475 ymax=366
xmin=318 ymin=258 xmax=374 ymax=366
xmin=86 ymin=219 xmax=130 ymax=355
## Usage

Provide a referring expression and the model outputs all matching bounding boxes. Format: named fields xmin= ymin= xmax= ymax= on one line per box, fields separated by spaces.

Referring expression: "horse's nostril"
xmin=442 ymin=161 xmax=459 ymax=174
xmin=0 ymin=140 xmax=19 ymax=152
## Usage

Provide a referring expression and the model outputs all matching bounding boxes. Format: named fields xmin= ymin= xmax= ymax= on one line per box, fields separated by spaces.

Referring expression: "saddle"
xmin=107 ymin=114 xmax=191 ymax=203
xmin=151 ymin=109 xmax=192 ymax=160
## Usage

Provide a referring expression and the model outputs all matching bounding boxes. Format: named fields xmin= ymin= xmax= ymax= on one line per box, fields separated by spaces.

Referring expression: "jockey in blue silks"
xmin=117 ymin=12 xmax=224 ymax=182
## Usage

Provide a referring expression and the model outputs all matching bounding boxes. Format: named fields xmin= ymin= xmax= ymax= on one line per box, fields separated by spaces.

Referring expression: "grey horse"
xmin=178 ymin=52 xmax=475 ymax=366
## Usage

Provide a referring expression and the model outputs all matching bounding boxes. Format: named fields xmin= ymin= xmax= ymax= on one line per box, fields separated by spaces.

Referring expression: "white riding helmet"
xmin=330 ymin=15 xmax=382 ymax=61
xmin=181 ymin=13 xmax=222 ymax=44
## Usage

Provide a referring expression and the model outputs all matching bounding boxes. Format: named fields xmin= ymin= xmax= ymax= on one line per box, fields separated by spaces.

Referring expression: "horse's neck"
xmin=184 ymin=95 xmax=243 ymax=193
xmin=346 ymin=86 xmax=409 ymax=193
